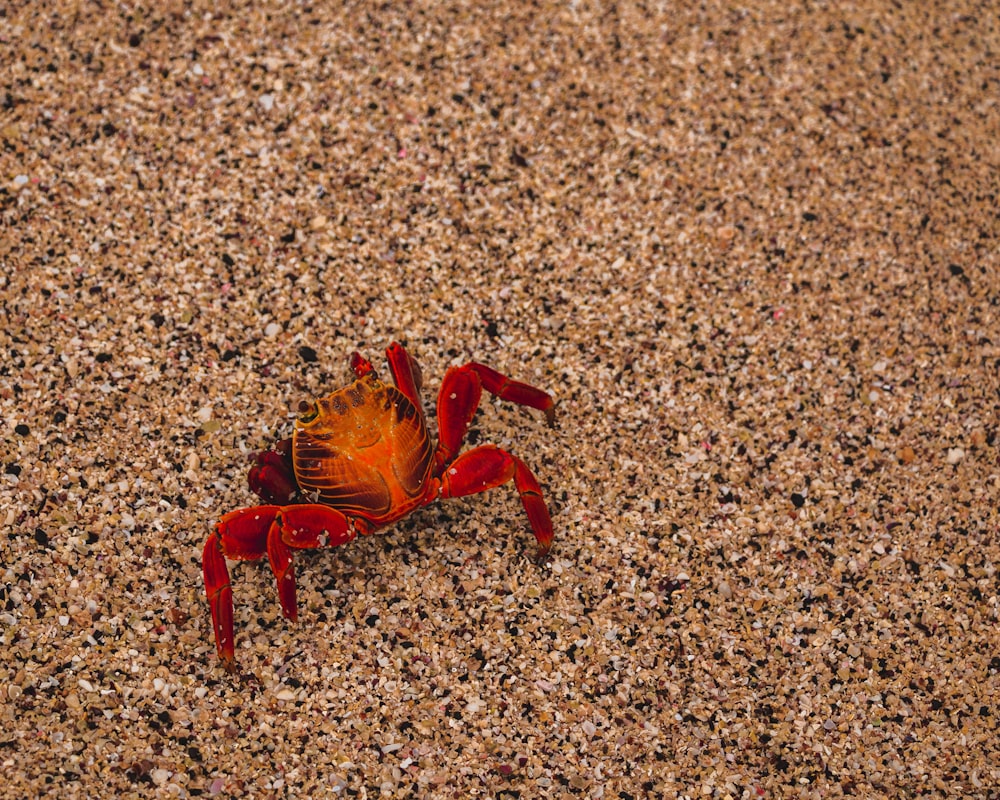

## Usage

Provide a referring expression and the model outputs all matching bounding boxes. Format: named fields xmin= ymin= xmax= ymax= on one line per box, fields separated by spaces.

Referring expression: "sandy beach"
xmin=2 ymin=1 xmax=998 ymax=797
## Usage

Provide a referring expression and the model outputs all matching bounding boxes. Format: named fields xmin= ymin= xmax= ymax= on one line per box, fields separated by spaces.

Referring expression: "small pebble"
xmin=716 ymin=224 xmax=737 ymax=243
xmin=151 ymin=769 xmax=170 ymax=786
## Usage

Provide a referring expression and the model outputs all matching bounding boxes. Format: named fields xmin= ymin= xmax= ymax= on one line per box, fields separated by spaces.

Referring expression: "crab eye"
xmin=298 ymin=400 xmax=318 ymax=423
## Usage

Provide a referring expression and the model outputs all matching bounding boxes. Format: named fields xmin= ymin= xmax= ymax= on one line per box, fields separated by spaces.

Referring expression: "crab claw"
xmin=248 ymin=448 xmax=298 ymax=504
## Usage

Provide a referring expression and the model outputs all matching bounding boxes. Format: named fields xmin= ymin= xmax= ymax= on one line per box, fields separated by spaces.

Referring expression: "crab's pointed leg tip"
xmin=216 ymin=652 xmax=236 ymax=673
xmin=545 ymin=403 xmax=557 ymax=428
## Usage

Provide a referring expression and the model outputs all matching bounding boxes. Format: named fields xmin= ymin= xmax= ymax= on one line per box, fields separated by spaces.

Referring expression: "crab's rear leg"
xmin=439 ymin=445 xmax=554 ymax=558
xmin=434 ymin=362 xmax=555 ymax=470
xmin=466 ymin=362 xmax=556 ymax=424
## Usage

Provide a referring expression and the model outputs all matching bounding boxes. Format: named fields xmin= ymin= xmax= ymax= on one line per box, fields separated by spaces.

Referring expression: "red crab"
xmin=203 ymin=342 xmax=556 ymax=669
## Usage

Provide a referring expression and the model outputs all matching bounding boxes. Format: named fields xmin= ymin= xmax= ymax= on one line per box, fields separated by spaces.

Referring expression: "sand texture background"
xmin=2 ymin=1 xmax=999 ymax=797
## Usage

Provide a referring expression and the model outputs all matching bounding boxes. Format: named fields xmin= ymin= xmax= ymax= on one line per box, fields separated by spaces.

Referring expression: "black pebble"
xmin=299 ymin=346 xmax=318 ymax=363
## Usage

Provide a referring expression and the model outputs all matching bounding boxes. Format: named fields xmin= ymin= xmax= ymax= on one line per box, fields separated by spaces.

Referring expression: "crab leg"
xmin=265 ymin=504 xmax=359 ymax=622
xmin=203 ymin=504 xmax=358 ymax=669
xmin=439 ymin=445 xmax=554 ymax=558
xmin=465 ymin=362 xmax=556 ymax=423
xmin=434 ymin=362 xmax=555 ymax=469
xmin=203 ymin=505 xmax=282 ymax=669
xmin=385 ymin=341 xmax=424 ymax=410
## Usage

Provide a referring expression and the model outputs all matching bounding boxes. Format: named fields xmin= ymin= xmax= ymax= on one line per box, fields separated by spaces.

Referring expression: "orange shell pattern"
xmin=292 ymin=374 xmax=433 ymax=523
